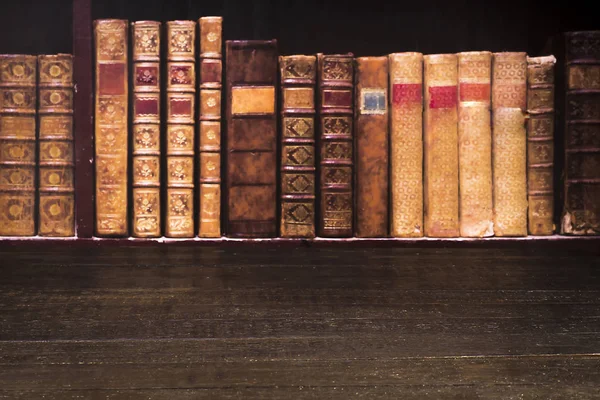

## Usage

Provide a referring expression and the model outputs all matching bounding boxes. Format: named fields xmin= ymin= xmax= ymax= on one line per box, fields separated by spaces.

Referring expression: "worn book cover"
xmin=355 ymin=56 xmax=389 ymax=237
xmin=389 ymin=52 xmax=423 ymax=237
xmin=225 ymin=40 xmax=278 ymax=237
xmin=280 ymin=55 xmax=316 ymax=238
xmin=0 ymin=54 xmax=37 ymax=236
xmin=38 ymin=54 xmax=75 ymax=237
xmin=423 ymin=54 xmax=459 ymax=237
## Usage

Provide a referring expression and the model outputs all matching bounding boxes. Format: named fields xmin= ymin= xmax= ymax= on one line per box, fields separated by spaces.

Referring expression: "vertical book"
xmin=131 ymin=21 xmax=161 ymax=238
xmin=94 ymin=19 xmax=129 ymax=236
xmin=37 ymin=54 xmax=75 ymax=237
xmin=317 ymin=53 xmax=354 ymax=237
xmin=354 ymin=56 xmax=389 ymax=237
xmin=0 ymin=55 xmax=37 ymax=236
xmin=198 ymin=17 xmax=222 ymax=238
xmin=279 ymin=55 xmax=317 ymax=238
xmin=225 ymin=40 xmax=278 ymax=237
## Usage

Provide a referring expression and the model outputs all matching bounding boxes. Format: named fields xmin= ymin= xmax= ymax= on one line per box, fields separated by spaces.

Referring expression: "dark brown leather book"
xmin=0 ymin=54 xmax=37 ymax=236
xmin=354 ymin=56 xmax=389 ymax=237
xmin=279 ymin=55 xmax=316 ymax=238
xmin=561 ymin=31 xmax=600 ymax=235
xmin=317 ymin=53 xmax=354 ymax=237
xmin=38 ymin=54 xmax=75 ymax=237
xmin=225 ymin=40 xmax=278 ymax=237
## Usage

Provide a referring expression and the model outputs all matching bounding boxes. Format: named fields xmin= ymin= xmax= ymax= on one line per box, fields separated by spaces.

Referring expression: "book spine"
xmin=457 ymin=51 xmax=493 ymax=237
xmin=317 ymin=53 xmax=354 ymax=237
xmin=492 ymin=52 xmax=528 ymax=236
xmin=0 ymin=55 xmax=37 ymax=236
xmin=37 ymin=54 xmax=75 ymax=237
xmin=389 ymin=52 xmax=423 ymax=237
xmin=94 ymin=19 xmax=129 ymax=237
xmin=198 ymin=17 xmax=222 ymax=238
xmin=561 ymin=31 xmax=600 ymax=235
xmin=279 ymin=55 xmax=316 ymax=238
xmin=131 ymin=21 xmax=161 ymax=238
xmin=354 ymin=56 xmax=389 ymax=237
xmin=225 ymin=40 xmax=278 ymax=237
xmin=527 ymin=55 xmax=556 ymax=236
xmin=165 ymin=20 xmax=195 ymax=238
xmin=423 ymin=54 xmax=459 ymax=237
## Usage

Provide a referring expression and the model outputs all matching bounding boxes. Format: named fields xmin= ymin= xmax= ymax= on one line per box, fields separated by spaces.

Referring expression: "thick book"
xmin=94 ymin=19 xmax=129 ymax=237
xmin=279 ymin=55 xmax=316 ymax=238
xmin=37 ymin=54 xmax=75 ymax=237
xmin=225 ymin=40 xmax=278 ymax=237
xmin=492 ymin=52 xmax=528 ymax=236
xmin=317 ymin=53 xmax=354 ymax=237
xmin=131 ymin=21 xmax=161 ymax=238
xmin=527 ymin=55 xmax=556 ymax=236
xmin=0 ymin=54 xmax=37 ymax=236
xmin=198 ymin=17 xmax=222 ymax=238
xmin=423 ymin=54 xmax=459 ymax=237
xmin=354 ymin=56 xmax=389 ymax=237
xmin=457 ymin=51 xmax=493 ymax=237
xmin=389 ymin=52 xmax=423 ymax=237
xmin=561 ymin=31 xmax=600 ymax=235
xmin=165 ymin=20 xmax=195 ymax=238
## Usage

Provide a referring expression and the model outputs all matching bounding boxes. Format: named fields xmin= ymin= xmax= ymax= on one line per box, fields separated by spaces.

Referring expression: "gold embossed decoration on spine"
xmin=198 ymin=17 xmax=222 ymax=238
xmin=0 ymin=54 xmax=37 ymax=236
xmin=389 ymin=53 xmax=423 ymax=237
xmin=37 ymin=54 xmax=74 ymax=237
xmin=457 ymin=51 xmax=493 ymax=237
xmin=280 ymin=55 xmax=316 ymax=238
xmin=423 ymin=54 xmax=459 ymax=237
xmin=94 ymin=19 xmax=129 ymax=237
xmin=527 ymin=55 xmax=556 ymax=235
xmin=166 ymin=20 xmax=195 ymax=238
xmin=131 ymin=21 xmax=161 ymax=238
xmin=492 ymin=52 xmax=528 ymax=236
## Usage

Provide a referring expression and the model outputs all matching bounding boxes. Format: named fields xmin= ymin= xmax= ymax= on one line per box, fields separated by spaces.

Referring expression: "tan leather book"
xmin=389 ymin=52 xmax=423 ymax=237
xmin=354 ymin=56 xmax=389 ymax=237
xmin=37 ymin=54 xmax=74 ymax=237
xmin=492 ymin=52 xmax=528 ymax=236
xmin=317 ymin=53 xmax=354 ymax=237
xmin=527 ymin=55 xmax=556 ymax=236
xmin=457 ymin=51 xmax=493 ymax=237
xmin=198 ymin=17 xmax=222 ymax=238
xmin=279 ymin=55 xmax=316 ymax=238
xmin=423 ymin=54 xmax=459 ymax=237
xmin=166 ymin=20 xmax=195 ymax=238
xmin=0 ymin=54 xmax=37 ymax=236
xmin=94 ymin=19 xmax=129 ymax=237
xmin=225 ymin=40 xmax=278 ymax=237
xmin=561 ymin=31 xmax=600 ymax=235
xmin=131 ymin=21 xmax=161 ymax=238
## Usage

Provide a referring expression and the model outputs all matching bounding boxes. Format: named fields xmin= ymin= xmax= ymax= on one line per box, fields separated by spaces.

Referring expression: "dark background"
xmin=0 ymin=0 xmax=598 ymax=56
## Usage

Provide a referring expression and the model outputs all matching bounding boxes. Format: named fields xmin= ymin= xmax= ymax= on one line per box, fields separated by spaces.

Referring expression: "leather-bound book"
xmin=317 ymin=53 xmax=354 ymax=237
xmin=354 ymin=56 xmax=389 ymax=237
xmin=37 ymin=54 xmax=74 ymax=237
xmin=561 ymin=31 xmax=600 ymax=235
xmin=94 ymin=19 xmax=129 ymax=237
xmin=279 ymin=55 xmax=316 ymax=238
xmin=389 ymin=52 xmax=423 ymax=237
xmin=225 ymin=40 xmax=278 ymax=237
xmin=131 ymin=21 xmax=161 ymax=238
xmin=457 ymin=51 xmax=493 ymax=237
xmin=527 ymin=55 xmax=556 ymax=235
xmin=492 ymin=52 xmax=528 ymax=236
xmin=165 ymin=20 xmax=195 ymax=238
xmin=423 ymin=54 xmax=459 ymax=237
xmin=0 ymin=55 xmax=37 ymax=236
xmin=198 ymin=17 xmax=222 ymax=238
